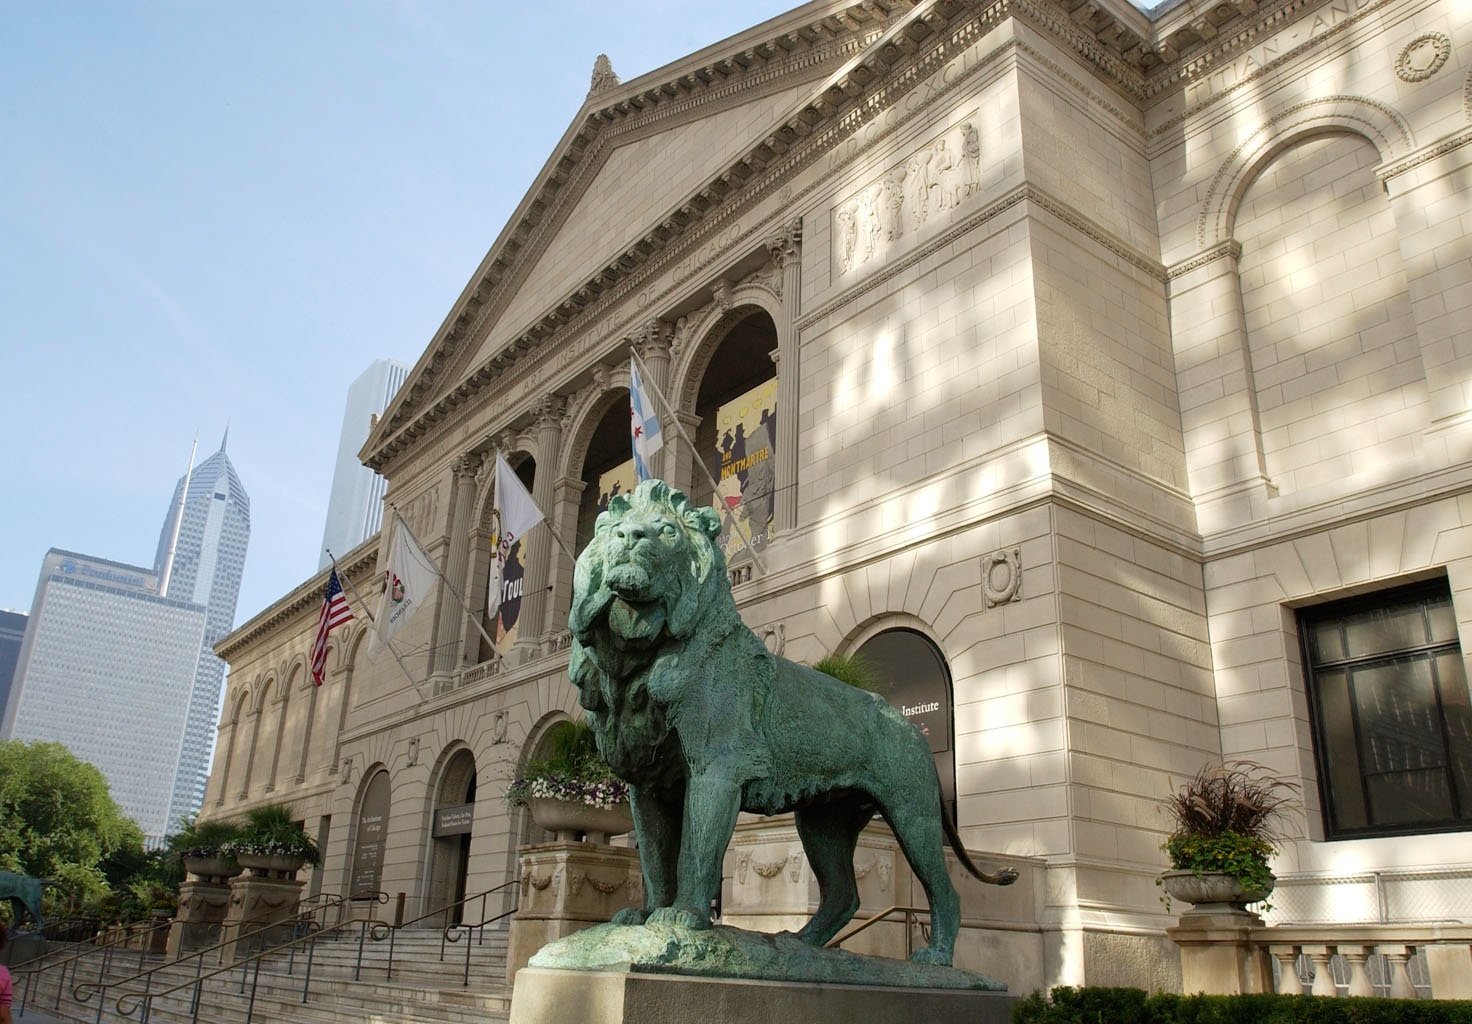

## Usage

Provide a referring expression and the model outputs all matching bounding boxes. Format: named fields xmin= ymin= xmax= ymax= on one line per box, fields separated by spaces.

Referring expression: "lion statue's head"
xmin=569 ymin=480 xmax=727 ymax=653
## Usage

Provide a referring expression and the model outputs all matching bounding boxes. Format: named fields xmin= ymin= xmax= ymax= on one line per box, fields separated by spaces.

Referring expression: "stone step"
xmin=17 ymin=932 xmax=514 ymax=1024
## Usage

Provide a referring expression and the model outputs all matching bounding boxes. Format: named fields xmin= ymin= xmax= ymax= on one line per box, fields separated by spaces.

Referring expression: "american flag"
xmin=311 ymin=569 xmax=354 ymax=686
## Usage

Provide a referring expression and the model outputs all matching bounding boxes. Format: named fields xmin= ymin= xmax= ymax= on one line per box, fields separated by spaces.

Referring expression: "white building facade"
xmin=206 ymin=0 xmax=1472 ymax=991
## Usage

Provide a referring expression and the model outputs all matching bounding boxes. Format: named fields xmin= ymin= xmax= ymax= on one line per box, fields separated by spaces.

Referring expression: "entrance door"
xmin=428 ymin=750 xmax=476 ymax=926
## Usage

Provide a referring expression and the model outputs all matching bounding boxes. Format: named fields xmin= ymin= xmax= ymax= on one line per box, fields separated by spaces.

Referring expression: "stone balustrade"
xmin=1263 ymin=925 xmax=1472 ymax=1000
xmin=1170 ymin=917 xmax=1472 ymax=1000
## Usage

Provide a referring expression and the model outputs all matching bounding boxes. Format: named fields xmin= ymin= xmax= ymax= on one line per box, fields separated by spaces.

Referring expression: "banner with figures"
xmin=595 ymin=459 xmax=638 ymax=516
xmin=713 ymin=378 xmax=777 ymax=566
xmin=492 ymin=537 xmax=524 ymax=654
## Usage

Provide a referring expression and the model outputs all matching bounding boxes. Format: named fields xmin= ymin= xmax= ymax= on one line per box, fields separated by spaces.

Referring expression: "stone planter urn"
xmin=235 ymin=851 xmax=308 ymax=879
xmin=1160 ymin=868 xmax=1274 ymax=917
xmin=183 ymin=855 xmax=242 ymax=884
xmin=528 ymin=797 xmax=634 ymax=845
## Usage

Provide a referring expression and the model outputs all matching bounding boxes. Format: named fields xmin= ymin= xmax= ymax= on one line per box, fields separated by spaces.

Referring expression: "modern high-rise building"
xmin=3 ymin=553 xmax=208 ymax=839
xmin=152 ymin=435 xmax=251 ymax=826
xmin=5 ymin=434 xmax=249 ymax=840
xmin=0 ymin=611 xmax=27 ymax=727
xmin=319 ymin=360 xmax=409 ymax=569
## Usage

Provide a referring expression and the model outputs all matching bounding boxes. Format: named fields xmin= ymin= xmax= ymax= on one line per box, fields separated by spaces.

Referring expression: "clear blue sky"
xmin=1 ymin=0 xmax=796 ymax=627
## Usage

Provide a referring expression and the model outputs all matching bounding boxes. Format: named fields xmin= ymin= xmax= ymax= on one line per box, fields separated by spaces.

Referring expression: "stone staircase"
xmin=17 ymin=927 xmax=514 ymax=1024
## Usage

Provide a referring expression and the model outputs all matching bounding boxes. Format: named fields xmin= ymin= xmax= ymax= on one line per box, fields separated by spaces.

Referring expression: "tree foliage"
xmin=0 ymin=739 xmax=145 ymax=914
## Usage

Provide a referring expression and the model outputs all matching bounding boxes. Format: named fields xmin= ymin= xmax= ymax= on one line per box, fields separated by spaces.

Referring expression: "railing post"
xmin=1340 ymin=945 xmax=1374 ymax=997
xmin=354 ymin=919 xmax=367 ymax=982
xmin=1268 ymin=945 xmax=1302 ymax=994
xmin=1381 ymin=944 xmax=1417 ymax=999
xmin=1303 ymin=945 xmax=1338 ymax=996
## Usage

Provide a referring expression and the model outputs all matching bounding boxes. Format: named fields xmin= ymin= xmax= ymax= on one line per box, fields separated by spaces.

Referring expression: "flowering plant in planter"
xmin=1159 ymin=760 xmax=1297 ymax=910
xmin=220 ymin=802 xmax=321 ymax=867
xmin=506 ymin=719 xmax=629 ymax=811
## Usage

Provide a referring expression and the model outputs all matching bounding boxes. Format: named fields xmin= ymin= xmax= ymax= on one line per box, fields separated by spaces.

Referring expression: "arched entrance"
xmin=856 ymin=628 xmax=957 ymax=817
xmin=427 ymin=748 xmax=477 ymax=925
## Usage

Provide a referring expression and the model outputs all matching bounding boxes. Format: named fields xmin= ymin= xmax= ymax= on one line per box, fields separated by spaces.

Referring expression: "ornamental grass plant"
xmin=220 ymin=801 xmax=321 ymax=866
xmin=1160 ymin=760 xmax=1298 ymax=901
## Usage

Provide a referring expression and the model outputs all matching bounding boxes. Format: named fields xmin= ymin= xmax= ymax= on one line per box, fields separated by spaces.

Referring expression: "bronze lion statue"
xmin=568 ymin=479 xmax=1015 ymax=966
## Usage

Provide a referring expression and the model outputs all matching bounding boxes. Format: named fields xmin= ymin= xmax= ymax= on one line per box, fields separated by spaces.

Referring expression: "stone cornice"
xmin=215 ymin=540 xmax=379 ymax=662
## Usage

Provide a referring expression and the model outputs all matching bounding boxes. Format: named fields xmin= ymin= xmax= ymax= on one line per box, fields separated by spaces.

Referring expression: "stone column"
xmin=461 ymin=454 xmax=494 ymax=667
xmin=546 ymin=476 xmax=585 ymax=642
xmin=1166 ymin=242 xmax=1274 ymax=529
xmin=634 ymin=320 xmax=674 ymax=481
xmin=516 ymin=399 xmax=564 ymax=660
xmin=765 ymin=218 xmax=802 ymax=534
xmin=432 ymin=455 xmax=479 ymax=685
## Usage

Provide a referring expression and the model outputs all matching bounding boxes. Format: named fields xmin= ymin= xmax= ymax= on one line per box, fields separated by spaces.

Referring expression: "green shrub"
xmin=1013 ymin=987 xmax=1472 ymax=1024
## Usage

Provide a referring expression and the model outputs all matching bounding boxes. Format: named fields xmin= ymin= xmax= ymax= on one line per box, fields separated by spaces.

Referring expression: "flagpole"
xmin=326 ymin=549 xmax=429 ymax=700
xmin=630 ymin=347 xmax=768 ymax=576
xmin=389 ymin=509 xmax=508 ymax=669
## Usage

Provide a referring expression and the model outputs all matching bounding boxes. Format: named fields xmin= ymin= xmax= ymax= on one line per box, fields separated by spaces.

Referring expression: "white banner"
xmin=370 ymin=513 xmax=438 ymax=654
xmin=487 ymin=453 xmax=543 ymax=617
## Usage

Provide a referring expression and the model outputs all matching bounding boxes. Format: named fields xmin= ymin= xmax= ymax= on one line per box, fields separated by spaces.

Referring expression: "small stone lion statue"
xmin=569 ymin=480 xmax=1016 ymax=966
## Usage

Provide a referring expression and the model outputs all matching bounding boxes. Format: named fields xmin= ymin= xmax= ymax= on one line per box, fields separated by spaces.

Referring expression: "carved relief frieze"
xmin=833 ymin=118 xmax=981 ymax=278
xmin=398 ymin=487 xmax=440 ymax=540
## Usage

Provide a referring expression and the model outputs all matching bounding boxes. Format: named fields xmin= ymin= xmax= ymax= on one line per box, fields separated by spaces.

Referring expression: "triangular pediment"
xmin=482 ymin=80 xmax=818 ymax=369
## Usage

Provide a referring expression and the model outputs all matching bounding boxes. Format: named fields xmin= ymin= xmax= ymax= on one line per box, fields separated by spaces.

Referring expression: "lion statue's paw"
xmin=908 ymin=946 xmax=954 ymax=967
xmin=645 ymin=906 xmax=711 ymax=931
xmin=611 ymin=907 xmax=653 ymax=926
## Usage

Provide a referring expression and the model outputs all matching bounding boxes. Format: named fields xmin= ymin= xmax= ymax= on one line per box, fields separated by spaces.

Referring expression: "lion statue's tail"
xmin=942 ymin=802 xmax=1019 ymax=886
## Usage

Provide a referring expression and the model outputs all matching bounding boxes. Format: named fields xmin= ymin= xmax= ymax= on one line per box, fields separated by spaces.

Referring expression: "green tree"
xmin=0 ymin=739 xmax=145 ymax=916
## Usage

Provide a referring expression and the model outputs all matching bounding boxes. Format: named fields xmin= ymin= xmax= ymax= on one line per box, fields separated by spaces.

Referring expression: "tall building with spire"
xmin=3 ymin=433 xmax=249 ymax=840
xmin=153 ymin=432 xmax=251 ymax=824
xmin=320 ymin=360 xmax=408 ymax=569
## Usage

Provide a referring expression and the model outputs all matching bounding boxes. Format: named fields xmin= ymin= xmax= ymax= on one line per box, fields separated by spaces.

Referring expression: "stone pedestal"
xmin=167 ymin=879 xmax=233 ymax=958
xmin=218 ymin=872 xmax=304 ymax=960
xmin=506 ymin=840 xmax=641 ymax=982
xmin=1167 ymin=911 xmax=1273 ymax=995
xmin=509 ymin=967 xmax=1017 ymax=1024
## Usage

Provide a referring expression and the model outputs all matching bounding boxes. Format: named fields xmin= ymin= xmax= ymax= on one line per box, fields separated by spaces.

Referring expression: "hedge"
xmin=1013 ymin=986 xmax=1472 ymax=1024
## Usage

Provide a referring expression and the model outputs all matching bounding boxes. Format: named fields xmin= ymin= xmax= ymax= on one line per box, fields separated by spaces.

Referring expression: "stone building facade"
xmin=206 ymin=0 xmax=1472 ymax=991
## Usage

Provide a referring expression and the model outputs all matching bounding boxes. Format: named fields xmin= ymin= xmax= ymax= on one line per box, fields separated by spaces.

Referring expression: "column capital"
xmin=764 ymin=217 xmax=803 ymax=268
xmin=535 ymin=395 xmax=567 ymax=430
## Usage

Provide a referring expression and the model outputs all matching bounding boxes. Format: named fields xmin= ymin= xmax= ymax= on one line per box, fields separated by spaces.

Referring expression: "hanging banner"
xmin=493 ymin=537 xmax=524 ymax=655
xmin=596 ymin=460 xmax=638 ymax=516
xmin=713 ymin=378 xmax=777 ymax=566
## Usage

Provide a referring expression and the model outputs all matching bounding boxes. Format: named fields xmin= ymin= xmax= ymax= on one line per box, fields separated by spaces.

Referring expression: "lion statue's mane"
xmin=568 ymin=479 xmax=1014 ymax=966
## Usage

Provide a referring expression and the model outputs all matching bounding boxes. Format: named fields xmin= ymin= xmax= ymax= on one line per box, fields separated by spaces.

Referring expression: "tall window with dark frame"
xmin=1299 ymin=580 xmax=1472 ymax=838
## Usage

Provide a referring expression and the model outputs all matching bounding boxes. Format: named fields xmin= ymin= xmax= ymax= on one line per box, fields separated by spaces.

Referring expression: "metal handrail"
xmin=113 ymin=882 xmax=517 ymax=1023
xmin=825 ymin=904 xmax=931 ymax=959
xmin=367 ymin=881 xmax=518 ymax=983
xmin=114 ymin=913 xmax=374 ymax=1024
xmin=71 ymin=889 xmax=387 ymax=1022
xmin=12 ymin=919 xmax=165 ymax=1019
xmin=439 ymin=885 xmax=522 ymax=987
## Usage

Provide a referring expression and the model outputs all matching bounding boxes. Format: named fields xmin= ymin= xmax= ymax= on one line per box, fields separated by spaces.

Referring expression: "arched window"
xmin=856 ymin=628 xmax=956 ymax=816
xmin=576 ymin=399 xmax=638 ymax=553
xmin=692 ymin=310 xmax=779 ymax=570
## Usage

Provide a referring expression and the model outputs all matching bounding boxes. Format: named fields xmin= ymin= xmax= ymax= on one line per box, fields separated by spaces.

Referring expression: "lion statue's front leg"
xmin=618 ymin=774 xmax=742 ymax=930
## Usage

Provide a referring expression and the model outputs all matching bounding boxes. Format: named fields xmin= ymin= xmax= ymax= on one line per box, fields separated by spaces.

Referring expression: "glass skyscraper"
xmin=3 ymin=435 xmax=249 ymax=840
xmin=319 ymin=359 xmax=408 ymax=569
